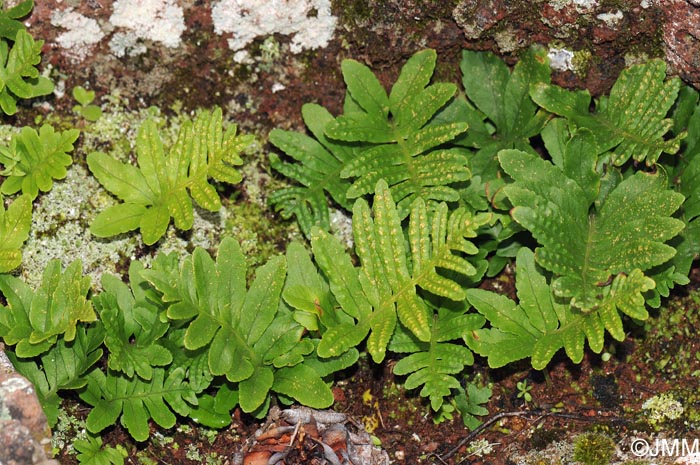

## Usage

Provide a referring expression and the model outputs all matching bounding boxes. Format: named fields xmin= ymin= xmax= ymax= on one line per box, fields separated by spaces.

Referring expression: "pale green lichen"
xmin=467 ymin=438 xmax=494 ymax=457
xmin=596 ymin=10 xmax=623 ymax=28
xmin=548 ymin=0 xmax=598 ymax=13
xmin=79 ymin=98 xmax=178 ymax=163
xmin=21 ymin=164 xmax=140 ymax=290
xmin=51 ymin=406 xmax=87 ymax=452
xmin=223 ymin=149 xmax=304 ymax=270
xmin=330 ymin=208 xmax=353 ymax=249
xmin=547 ymin=45 xmax=592 ymax=77
xmin=0 ymin=402 xmax=9 ymax=421
xmin=511 ymin=440 xmax=573 ymax=464
xmin=494 ymin=28 xmax=526 ymax=54
xmin=642 ymin=393 xmax=684 ymax=424
xmin=257 ymin=36 xmax=282 ymax=72
xmin=141 ymin=206 xmax=231 ymax=268
xmin=0 ymin=124 xmax=21 ymax=145
xmin=624 ymin=51 xmax=651 ymax=68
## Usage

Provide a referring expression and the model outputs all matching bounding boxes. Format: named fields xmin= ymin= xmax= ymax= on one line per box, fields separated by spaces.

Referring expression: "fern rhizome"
xmin=2 ymin=41 xmax=700 ymax=452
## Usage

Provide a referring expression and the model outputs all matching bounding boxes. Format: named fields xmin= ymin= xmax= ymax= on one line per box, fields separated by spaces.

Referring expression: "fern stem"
xmin=542 ymin=368 xmax=553 ymax=389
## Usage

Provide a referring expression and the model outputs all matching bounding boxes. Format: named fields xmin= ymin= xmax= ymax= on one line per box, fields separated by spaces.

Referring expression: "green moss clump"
xmin=573 ymin=432 xmax=616 ymax=465
xmin=571 ymin=49 xmax=592 ymax=77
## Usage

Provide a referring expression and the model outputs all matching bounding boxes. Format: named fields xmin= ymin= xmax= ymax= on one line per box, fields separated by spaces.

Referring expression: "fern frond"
xmin=93 ymin=264 xmax=172 ymax=381
xmin=269 ymin=103 xmax=356 ymax=236
xmin=315 ymin=180 xmax=489 ymax=363
xmin=499 ymin=147 xmax=684 ymax=311
xmin=8 ymin=325 xmax=104 ymax=426
xmin=467 ymin=248 xmax=654 ymax=370
xmin=0 ymin=259 xmax=95 ymax=357
xmin=73 ymin=434 xmax=127 ymax=465
xmin=646 ymin=88 xmax=700 ymax=306
xmin=81 ymin=366 xmax=197 ymax=442
xmin=0 ymin=29 xmax=54 ymax=115
xmin=0 ymin=193 xmax=30 ymax=272
xmin=0 ymin=124 xmax=79 ymax=198
xmin=390 ymin=305 xmax=484 ymax=412
xmin=88 ymin=107 xmax=252 ymax=245
xmin=531 ymin=59 xmax=683 ymax=166
xmin=458 ymin=46 xmax=550 ymax=180
xmin=283 ymin=241 xmax=355 ymax=331
xmin=140 ymin=237 xmax=334 ymax=413
xmin=0 ymin=1 xmax=33 ymax=41
xmin=326 ymin=49 xmax=470 ymax=217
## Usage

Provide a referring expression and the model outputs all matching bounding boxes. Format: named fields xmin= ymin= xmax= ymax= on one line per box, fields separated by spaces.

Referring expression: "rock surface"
xmin=4 ymin=0 xmax=696 ymax=143
xmin=0 ymin=343 xmax=59 ymax=465
xmin=663 ymin=0 xmax=700 ymax=87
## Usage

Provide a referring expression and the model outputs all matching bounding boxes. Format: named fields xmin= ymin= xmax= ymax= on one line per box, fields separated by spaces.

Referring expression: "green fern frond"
xmin=0 ymin=124 xmax=79 ymax=198
xmin=326 ymin=49 xmax=471 ymax=217
xmin=499 ymin=144 xmax=684 ymax=311
xmin=646 ymin=86 xmax=700 ymax=306
xmin=81 ymin=366 xmax=196 ymax=442
xmin=531 ymin=59 xmax=683 ymax=166
xmin=0 ymin=259 xmax=95 ymax=358
xmin=283 ymin=241 xmax=357 ymax=331
xmin=453 ymin=382 xmax=492 ymax=430
xmin=0 ymin=29 xmax=54 ymax=115
xmin=315 ymin=180 xmax=489 ymax=363
xmin=0 ymin=1 xmax=33 ymax=40
xmin=93 ymin=264 xmax=172 ymax=381
xmin=458 ymin=46 xmax=550 ymax=180
xmin=467 ymin=248 xmax=655 ymax=370
xmin=8 ymin=325 xmax=104 ymax=426
xmin=88 ymin=107 xmax=253 ymax=245
xmin=140 ymin=237 xmax=334 ymax=414
xmin=0 ymin=194 xmax=30 ymax=272
xmin=390 ymin=306 xmax=484 ymax=412
xmin=467 ymin=248 xmax=559 ymax=369
xmin=73 ymin=434 xmax=127 ymax=465
xmin=269 ymin=103 xmax=356 ymax=236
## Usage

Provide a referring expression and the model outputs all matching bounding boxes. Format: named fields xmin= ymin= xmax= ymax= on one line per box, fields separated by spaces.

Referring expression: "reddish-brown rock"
xmin=663 ymin=0 xmax=700 ymax=87
xmin=0 ymin=344 xmax=58 ymax=465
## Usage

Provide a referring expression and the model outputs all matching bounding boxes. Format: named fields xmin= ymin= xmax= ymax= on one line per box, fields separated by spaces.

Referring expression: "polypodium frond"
xmin=8 ymin=324 xmax=104 ymax=426
xmin=0 ymin=259 xmax=95 ymax=357
xmin=269 ymin=103 xmax=356 ymax=236
xmin=458 ymin=46 xmax=550 ymax=180
xmin=87 ymin=107 xmax=253 ymax=245
xmin=467 ymin=248 xmax=655 ymax=370
xmin=0 ymin=1 xmax=34 ymax=41
xmin=0 ymin=193 xmax=30 ymax=272
xmin=0 ymin=124 xmax=79 ymax=198
xmin=646 ymin=86 xmax=700 ymax=306
xmin=499 ymin=144 xmax=684 ymax=312
xmin=390 ymin=304 xmax=484 ymax=412
xmin=93 ymin=264 xmax=172 ymax=381
xmin=81 ymin=366 xmax=197 ymax=442
xmin=531 ymin=59 xmax=683 ymax=166
xmin=0 ymin=29 xmax=54 ymax=115
xmin=639 ymin=80 xmax=700 ymax=307
xmin=140 ymin=237 xmax=335 ymax=414
xmin=327 ymin=49 xmax=471 ymax=217
xmin=315 ymin=180 xmax=489 ymax=363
